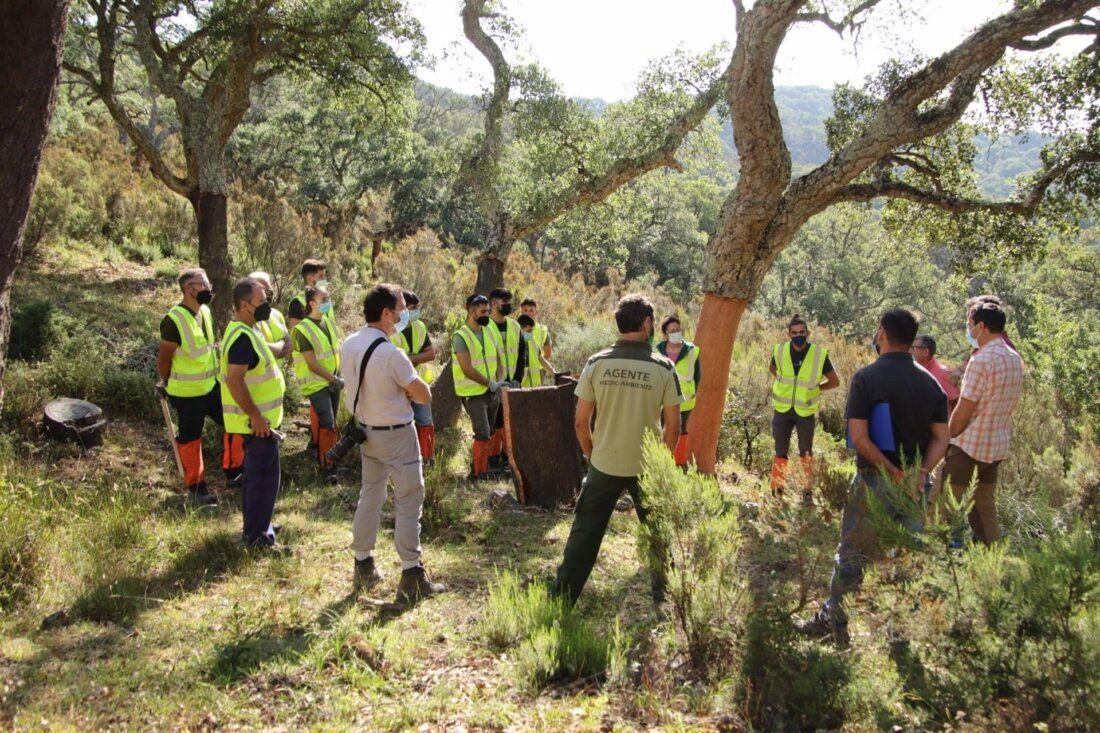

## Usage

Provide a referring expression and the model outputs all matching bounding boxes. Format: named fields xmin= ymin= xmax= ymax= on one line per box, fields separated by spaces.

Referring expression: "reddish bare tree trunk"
xmin=0 ymin=0 xmax=69 ymax=411
xmin=689 ymin=293 xmax=749 ymax=474
xmin=190 ymin=191 xmax=233 ymax=329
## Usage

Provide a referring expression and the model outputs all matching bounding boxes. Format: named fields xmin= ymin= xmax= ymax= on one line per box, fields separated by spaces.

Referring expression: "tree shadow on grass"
xmin=69 ymin=531 xmax=250 ymax=626
xmin=206 ymin=591 xmax=360 ymax=685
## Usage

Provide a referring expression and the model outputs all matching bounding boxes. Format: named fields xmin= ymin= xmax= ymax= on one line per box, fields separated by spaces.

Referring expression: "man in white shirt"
xmin=340 ymin=283 xmax=444 ymax=606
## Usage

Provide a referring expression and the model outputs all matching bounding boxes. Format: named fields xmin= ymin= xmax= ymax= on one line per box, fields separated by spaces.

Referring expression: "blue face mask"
xmin=966 ymin=322 xmax=979 ymax=349
xmin=395 ymin=309 xmax=410 ymax=332
xmin=407 ymin=308 xmax=421 ymax=322
xmin=319 ymin=302 xmax=332 ymax=315
xmin=522 ymin=331 xmax=533 ymax=342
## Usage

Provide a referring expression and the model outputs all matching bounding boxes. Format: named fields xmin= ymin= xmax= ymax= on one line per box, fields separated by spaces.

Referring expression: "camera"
xmin=326 ymin=419 xmax=367 ymax=463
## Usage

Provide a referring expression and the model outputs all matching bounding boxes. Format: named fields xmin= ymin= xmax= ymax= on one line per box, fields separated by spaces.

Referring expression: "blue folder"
xmin=846 ymin=402 xmax=896 ymax=452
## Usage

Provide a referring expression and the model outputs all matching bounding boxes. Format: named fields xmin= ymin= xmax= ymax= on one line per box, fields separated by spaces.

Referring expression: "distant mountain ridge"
xmin=420 ymin=81 xmax=1042 ymax=198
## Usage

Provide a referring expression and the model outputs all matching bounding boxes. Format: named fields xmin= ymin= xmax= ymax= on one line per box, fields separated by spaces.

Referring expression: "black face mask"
xmin=498 ymin=303 xmax=513 ymax=316
xmin=195 ymin=289 xmax=213 ymax=305
xmin=253 ymin=302 xmax=272 ymax=322
xmin=791 ymin=335 xmax=807 ymax=348
xmin=476 ymin=315 xmax=491 ymax=327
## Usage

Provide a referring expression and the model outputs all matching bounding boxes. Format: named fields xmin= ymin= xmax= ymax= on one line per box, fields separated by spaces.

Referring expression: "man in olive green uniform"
xmin=552 ymin=294 xmax=682 ymax=605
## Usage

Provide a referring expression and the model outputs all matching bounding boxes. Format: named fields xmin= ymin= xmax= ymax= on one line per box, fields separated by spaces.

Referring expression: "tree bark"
xmin=474 ymin=213 xmax=512 ymax=293
xmin=502 ymin=382 xmax=584 ymax=509
xmin=475 ymin=254 xmax=506 ymax=294
xmin=430 ymin=362 xmax=463 ymax=430
xmin=689 ymin=294 xmax=749 ymax=474
xmin=0 ymin=0 xmax=69 ymax=412
xmin=190 ymin=192 xmax=234 ymax=329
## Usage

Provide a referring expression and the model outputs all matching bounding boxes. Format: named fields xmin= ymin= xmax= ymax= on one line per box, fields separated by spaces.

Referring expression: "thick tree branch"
xmin=794 ymin=0 xmax=885 ymax=35
xmin=785 ymin=0 xmax=1098 ymax=227
xmin=1010 ymin=17 xmax=1099 ymax=49
xmin=511 ymin=65 xmax=732 ymax=240
xmin=835 ymin=147 xmax=1100 ymax=214
xmin=459 ymin=0 xmax=509 ymax=213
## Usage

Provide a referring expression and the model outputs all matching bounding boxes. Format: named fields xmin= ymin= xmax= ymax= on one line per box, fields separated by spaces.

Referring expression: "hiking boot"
xmin=188 ymin=483 xmax=217 ymax=507
xmin=395 ymin=565 xmax=445 ymax=606
xmin=354 ymin=556 xmax=384 ymax=591
xmin=325 ymin=465 xmax=339 ymax=485
xmin=796 ymin=606 xmax=850 ymax=647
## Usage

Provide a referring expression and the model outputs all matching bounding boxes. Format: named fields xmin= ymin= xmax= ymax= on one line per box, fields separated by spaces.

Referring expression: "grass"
xmin=2 ymin=252 xmax=1097 ymax=731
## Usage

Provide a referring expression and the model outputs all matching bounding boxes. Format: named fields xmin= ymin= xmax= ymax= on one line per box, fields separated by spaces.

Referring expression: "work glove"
xmin=488 ymin=380 xmax=501 ymax=392
xmin=330 ymin=376 xmax=345 ymax=392
xmin=154 ymin=381 xmax=168 ymax=400
xmin=506 ymin=380 xmax=521 ymax=389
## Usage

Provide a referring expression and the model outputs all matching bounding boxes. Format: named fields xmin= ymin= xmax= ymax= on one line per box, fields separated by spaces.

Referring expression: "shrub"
xmin=552 ymin=321 xmax=619 ymax=376
xmin=903 ymin=531 xmax=1100 ymax=729
xmin=479 ymin=571 xmax=620 ymax=693
xmin=638 ymin=434 xmax=748 ymax=677
xmin=9 ymin=299 xmax=59 ymax=362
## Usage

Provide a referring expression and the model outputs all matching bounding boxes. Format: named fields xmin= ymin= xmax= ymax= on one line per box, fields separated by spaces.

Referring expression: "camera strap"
xmin=351 ymin=336 xmax=388 ymax=417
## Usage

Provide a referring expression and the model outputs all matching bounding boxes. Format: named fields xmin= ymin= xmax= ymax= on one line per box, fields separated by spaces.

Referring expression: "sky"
xmin=408 ymin=0 xmax=1015 ymax=100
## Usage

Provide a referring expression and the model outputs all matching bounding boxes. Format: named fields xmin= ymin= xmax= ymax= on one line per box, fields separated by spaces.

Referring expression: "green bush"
xmin=119 ymin=237 xmax=160 ymax=265
xmin=552 ymin=321 xmax=619 ymax=376
xmin=901 ymin=531 xmax=1100 ymax=729
xmin=479 ymin=571 xmax=620 ymax=693
xmin=638 ymin=434 xmax=748 ymax=676
xmin=9 ymin=299 xmax=59 ymax=362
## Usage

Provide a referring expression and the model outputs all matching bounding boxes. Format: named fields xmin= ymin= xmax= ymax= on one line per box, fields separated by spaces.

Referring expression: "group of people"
xmin=156 ymin=261 xmax=1023 ymax=619
xmin=763 ymin=300 xmax=1025 ymax=644
xmin=156 ymin=263 xmax=447 ymax=604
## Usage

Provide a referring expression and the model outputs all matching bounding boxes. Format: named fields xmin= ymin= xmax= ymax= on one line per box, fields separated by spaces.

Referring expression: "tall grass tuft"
xmin=479 ymin=571 xmax=623 ymax=693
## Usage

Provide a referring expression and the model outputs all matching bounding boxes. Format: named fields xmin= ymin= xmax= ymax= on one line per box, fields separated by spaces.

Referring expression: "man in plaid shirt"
xmin=943 ymin=296 xmax=1024 ymax=545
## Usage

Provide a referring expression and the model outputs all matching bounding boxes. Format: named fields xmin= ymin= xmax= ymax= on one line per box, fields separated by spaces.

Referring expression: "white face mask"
xmin=668 ymin=332 xmax=684 ymax=345
xmin=966 ymin=322 xmax=979 ymax=349
xmin=315 ymin=279 xmax=330 ymax=291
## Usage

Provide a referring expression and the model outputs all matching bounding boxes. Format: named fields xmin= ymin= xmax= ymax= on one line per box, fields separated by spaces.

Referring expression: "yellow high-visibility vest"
xmin=521 ymin=335 xmax=544 ymax=388
xmin=256 ymin=308 xmax=288 ymax=346
xmin=292 ymin=318 xmax=340 ymax=397
xmin=674 ymin=342 xmax=700 ymax=412
xmin=484 ymin=317 xmax=521 ymax=381
xmin=391 ymin=319 xmax=435 ymax=383
xmin=219 ymin=321 xmax=285 ymax=434
xmin=165 ymin=304 xmax=217 ymax=397
xmin=771 ymin=342 xmax=826 ymax=417
xmin=452 ymin=324 xmax=499 ymax=398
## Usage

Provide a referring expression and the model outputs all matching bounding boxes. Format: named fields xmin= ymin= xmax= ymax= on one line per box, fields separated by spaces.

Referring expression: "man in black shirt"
xmin=799 ymin=308 xmax=949 ymax=645
xmin=155 ymin=268 xmax=242 ymax=505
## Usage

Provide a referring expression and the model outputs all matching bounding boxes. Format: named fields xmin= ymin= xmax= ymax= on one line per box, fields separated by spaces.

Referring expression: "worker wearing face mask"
xmin=390 ymin=290 xmax=437 ymax=463
xmin=517 ymin=314 xmax=556 ymax=387
xmin=484 ymin=287 xmax=522 ymax=470
xmin=287 ymin=259 xmax=337 ymax=451
xmin=155 ymin=268 xmax=241 ymax=506
xmin=769 ymin=314 xmax=840 ymax=499
xmin=656 ymin=315 xmax=701 ymax=467
xmin=452 ymin=294 xmax=505 ymax=480
xmin=292 ymin=285 xmax=344 ymax=483
xmin=249 ymin=271 xmax=292 ymax=359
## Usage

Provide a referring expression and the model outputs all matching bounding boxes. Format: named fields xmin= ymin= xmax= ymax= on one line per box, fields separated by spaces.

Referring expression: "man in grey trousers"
xmin=340 ymin=283 xmax=445 ymax=606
